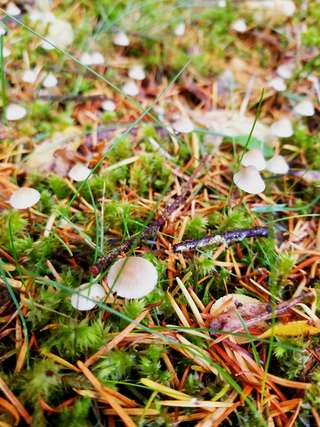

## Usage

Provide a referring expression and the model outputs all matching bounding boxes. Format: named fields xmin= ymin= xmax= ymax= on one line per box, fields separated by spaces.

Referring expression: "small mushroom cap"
xmin=70 ymin=283 xmax=106 ymax=311
xmin=91 ymin=52 xmax=104 ymax=65
xmin=6 ymin=2 xmax=21 ymax=16
xmin=277 ymin=0 xmax=296 ymax=16
xmin=122 ymin=80 xmax=139 ymax=96
xmin=265 ymin=154 xmax=289 ymax=174
xmin=107 ymin=256 xmax=158 ymax=299
xmin=80 ymin=53 xmax=92 ymax=65
xmin=2 ymin=47 xmax=10 ymax=58
xmin=231 ymin=19 xmax=247 ymax=33
xmin=43 ymin=73 xmax=57 ymax=88
xmin=233 ymin=166 xmax=265 ymax=194
xmin=276 ymin=63 xmax=294 ymax=80
xmin=5 ymin=104 xmax=27 ymax=121
xmin=9 ymin=187 xmax=40 ymax=209
xmin=44 ymin=19 xmax=74 ymax=50
xmin=113 ymin=31 xmax=129 ymax=46
xmin=172 ymin=117 xmax=195 ymax=133
xmin=128 ymin=65 xmax=145 ymax=81
xmin=102 ymin=100 xmax=116 ymax=112
xmin=270 ymin=118 xmax=293 ymax=138
xmin=293 ymin=100 xmax=315 ymax=117
xmin=68 ymin=163 xmax=92 ymax=182
xmin=22 ymin=69 xmax=39 ymax=84
xmin=241 ymin=149 xmax=266 ymax=171
xmin=173 ymin=22 xmax=185 ymax=37
xmin=268 ymin=77 xmax=286 ymax=92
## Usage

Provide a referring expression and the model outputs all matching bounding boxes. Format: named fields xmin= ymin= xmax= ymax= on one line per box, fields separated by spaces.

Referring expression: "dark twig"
xmin=173 ymin=227 xmax=269 ymax=253
xmin=90 ymin=156 xmax=211 ymax=275
xmin=38 ymin=94 xmax=109 ymax=103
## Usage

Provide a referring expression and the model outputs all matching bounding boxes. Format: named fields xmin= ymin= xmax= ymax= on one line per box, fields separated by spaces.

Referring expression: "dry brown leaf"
xmin=190 ymin=109 xmax=276 ymax=146
xmin=210 ymin=294 xmax=268 ymax=342
xmin=24 ymin=129 xmax=82 ymax=176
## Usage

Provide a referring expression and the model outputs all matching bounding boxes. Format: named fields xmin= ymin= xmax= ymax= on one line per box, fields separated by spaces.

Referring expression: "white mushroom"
xmin=268 ymin=77 xmax=286 ymax=92
xmin=91 ymin=52 xmax=104 ymax=65
xmin=70 ymin=283 xmax=106 ymax=311
xmin=276 ymin=63 xmax=294 ymax=80
xmin=245 ymin=0 xmax=296 ymax=19
xmin=6 ymin=2 xmax=21 ymax=16
xmin=270 ymin=117 xmax=293 ymax=138
xmin=42 ymin=73 xmax=57 ymax=88
xmin=122 ymin=80 xmax=139 ymax=96
xmin=128 ymin=64 xmax=145 ymax=81
xmin=80 ymin=52 xmax=104 ymax=66
xmin=172 ymin=117 xmax=195 ymax=133
xmin=173 ymin=22 xmax=185 ymax=37
xmin=233 ymin=166 xmax=265 ymax=194
xmin=22 ymin=69 xmax=39 ymax=84
xmin=241 ymin=149 xmax=266 ymax=171
xmin=68 ymin=163 xmax=92 ymax=182
xmin=102 ymin=100 xmax=116 ymax=112
xmin=2 ymin=47 xmax=10 ymax=58
xmin=107 ymin=256 xmax=158 ymax=299
xmin=5 ymin=104 xmax=27 ymax=121
xmin=113 ymin=31 xmax=129 ymax=47
xmin=41 ymin=19 xmax=74 ymax=50
xmin=293 ymin=99 xmax=315 ymax=117
xmin=0 ymin=25 xmax=7 ymax=36
xmin=79 ymin=53 xmax=92 ymax=66
xmin=9 ymin=187 xmax=40 ymax=209
xmin=265 ymin=154 xmax=289 ymax=174
xmin=231 ymin=19 xmax=247 ymax=33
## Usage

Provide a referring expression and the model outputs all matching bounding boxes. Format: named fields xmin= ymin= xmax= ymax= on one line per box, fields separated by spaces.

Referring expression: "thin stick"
xmin=90 ymin=156 xmax=211 ymax=275
xmin=173 ymin=227 xmax=269 ymax=253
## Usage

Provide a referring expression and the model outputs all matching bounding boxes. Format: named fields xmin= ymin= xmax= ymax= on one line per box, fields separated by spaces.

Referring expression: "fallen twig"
xmin=173 ymin=227 xmax=269 ymax=253
xmin=90 ymin=156 xmax=211 ymax=275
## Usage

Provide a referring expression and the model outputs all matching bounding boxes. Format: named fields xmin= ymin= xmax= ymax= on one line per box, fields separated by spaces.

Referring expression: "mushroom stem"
xmin=90 ymin=155 xmax=212 ymax=275
xmin=173 ymin=226 xmax=269 ymax=253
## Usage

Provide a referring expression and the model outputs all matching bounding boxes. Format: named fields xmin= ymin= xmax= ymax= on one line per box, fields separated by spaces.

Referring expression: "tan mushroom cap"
xmin=233 ymin=166 xmax=265 ymax=194
xmin=270 ymin=118 xmax=293 ymax=138
xmin=241 ymin=149 xmax=266 ymax=171
xmin=68 ymin=164 xmax=91 ymax=182
xmin=293 ymin=100 xmax=315 ymax=117
xmin=128 ymin=65 xmax=145 ymax=81
xmin=6 ymin=104 xmax=27 ymax=121
xmin=113 ymin=31 xmax=129 ymax=47
xmin=172 ymin=117 xmax=195 ymax=133
xmin=107 ymin=256 xmax=158 ymax=299
xmin=43 ymin=73 xmax=58 ymax=88
xmin=9 ymin=187 xmax=40 ymax=209
xmin=173 ymin=22 xmax=185 ymax=37
xmin=122 ymin=80 xmax=139 ymax=96
xmin=102 ymin=100 xmax=116 ymax=112
xmin=70 ymin=283 xmax=106 ymax=311
xmin=265 ymin=154 xmax=289 ymax=174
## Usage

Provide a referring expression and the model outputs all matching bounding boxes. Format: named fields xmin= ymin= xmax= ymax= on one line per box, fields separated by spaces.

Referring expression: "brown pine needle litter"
xmin=0 ymin=1 xmax=320 ymax=426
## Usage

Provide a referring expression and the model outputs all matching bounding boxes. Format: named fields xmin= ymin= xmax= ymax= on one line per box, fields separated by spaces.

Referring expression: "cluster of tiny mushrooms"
xmin=4 ymin=0 xmax=315 ymax=310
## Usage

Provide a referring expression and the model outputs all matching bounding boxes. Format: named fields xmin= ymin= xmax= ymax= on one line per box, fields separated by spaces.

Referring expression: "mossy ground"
xmin=0 ymin=1 xmax=320 ymax=426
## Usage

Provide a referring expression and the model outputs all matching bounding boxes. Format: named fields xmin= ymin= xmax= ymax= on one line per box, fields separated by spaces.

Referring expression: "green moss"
xmin=57 ymin=398 xmax=93 ymax=427
xmin=48 ymin=175 xmax=72 ymax=199
xmin=18 ymin=359 xmax=61 ymax=405
xmin=44 ymin=319 xmax=107 ymax=358
xmin=94 ymin=350 xmax=135 ymax=382
xmin=184 ymin=215 xmax=208 ymax=239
